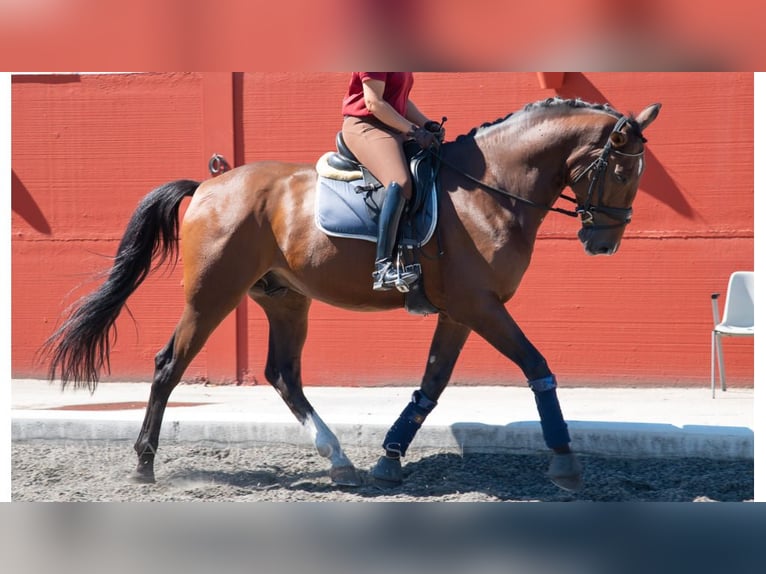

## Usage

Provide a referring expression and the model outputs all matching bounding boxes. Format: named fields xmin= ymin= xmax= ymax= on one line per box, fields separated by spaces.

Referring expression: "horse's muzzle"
xmin=578 ymin=227 xmax=620 ymax=256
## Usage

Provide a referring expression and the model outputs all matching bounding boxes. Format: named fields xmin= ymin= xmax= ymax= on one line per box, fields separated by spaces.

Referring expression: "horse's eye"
xmin=613 ymin=172 xmax=628 ymax=184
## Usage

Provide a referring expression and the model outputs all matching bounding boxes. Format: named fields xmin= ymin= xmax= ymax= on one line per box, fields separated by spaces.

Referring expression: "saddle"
xmin=314 ymin=132 xmax=440 ymax=315
xmin=315 ymin=132 xmax=439 ymax=247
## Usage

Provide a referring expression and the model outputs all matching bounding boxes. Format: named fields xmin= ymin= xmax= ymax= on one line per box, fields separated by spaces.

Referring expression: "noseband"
xmin=565 ymin=115 xmax=645 ymax=230
xmin=434 ymin=114 xmax=645 ymax=229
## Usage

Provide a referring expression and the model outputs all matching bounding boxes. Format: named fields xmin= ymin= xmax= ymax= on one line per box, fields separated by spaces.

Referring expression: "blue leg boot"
xmin=370 ymin=389 xmax=437 ymax=486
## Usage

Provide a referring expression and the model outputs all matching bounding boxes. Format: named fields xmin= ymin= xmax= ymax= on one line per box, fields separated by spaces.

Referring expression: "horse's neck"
xmin=443 ymin=112 xmax=601 ymax=251
xmin=456 ymin=118 xmax=572 ymax=226
xmin=481 ymin=116 xmax=575 ymax=185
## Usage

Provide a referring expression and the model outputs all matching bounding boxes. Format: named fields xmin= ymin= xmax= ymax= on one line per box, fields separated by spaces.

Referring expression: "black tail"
xmin=43 ymin=179 xmax=200 ymax=390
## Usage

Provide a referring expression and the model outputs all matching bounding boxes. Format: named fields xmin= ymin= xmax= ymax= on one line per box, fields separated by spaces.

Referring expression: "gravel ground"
xmin=11 ymin=440 xmax=753 ymax=502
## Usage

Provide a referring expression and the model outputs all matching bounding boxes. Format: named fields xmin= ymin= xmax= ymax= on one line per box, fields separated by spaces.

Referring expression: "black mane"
xmin=455 ymin=97 xmax=642 ymax=142
xmin=522 ymin=97 xmax=621 ymax=116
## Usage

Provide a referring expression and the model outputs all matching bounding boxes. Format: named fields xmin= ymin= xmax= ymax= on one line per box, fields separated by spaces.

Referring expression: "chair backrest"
xmin=721 ymin=271 xmax=754 ymax=328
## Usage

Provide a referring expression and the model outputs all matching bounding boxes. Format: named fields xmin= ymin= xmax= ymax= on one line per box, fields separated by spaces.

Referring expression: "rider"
xmin=341 ymin=72 xmax=445 ymax=291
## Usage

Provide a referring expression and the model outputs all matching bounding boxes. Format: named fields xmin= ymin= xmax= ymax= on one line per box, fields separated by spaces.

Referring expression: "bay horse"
xmin=44 ymin=97 xmax=661 ymax=492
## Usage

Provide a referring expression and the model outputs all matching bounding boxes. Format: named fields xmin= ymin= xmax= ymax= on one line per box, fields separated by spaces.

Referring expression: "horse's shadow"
xmin=353 ymin=452 xmax=563 ymax=502
xmin=350 ymin=450 xmax=752 ymax=502
xmin=162 ymin=468 xmax=284 ymax=490
xmin=158 ymin=452 xmax=571 ymax=501
xmin=150 ymin=419 xmax=754 ymax=501
xmin=158 ymin=448 xmax=753 ymax=502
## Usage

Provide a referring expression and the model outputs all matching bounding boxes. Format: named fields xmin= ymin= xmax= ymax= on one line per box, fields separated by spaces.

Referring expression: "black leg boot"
xmin=372 ymin=182 xmax=418 ymax=291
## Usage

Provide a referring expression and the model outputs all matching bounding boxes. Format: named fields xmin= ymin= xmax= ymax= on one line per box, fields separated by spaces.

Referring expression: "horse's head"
xmin=568 ymin=103 xmax=661 ymax=255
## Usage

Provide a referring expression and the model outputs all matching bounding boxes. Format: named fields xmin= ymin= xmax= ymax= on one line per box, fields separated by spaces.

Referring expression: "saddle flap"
xmin=315 ymin=175 xmax=438 ymax=248
xmin=315 ymin=134 xmax=441 ymax=247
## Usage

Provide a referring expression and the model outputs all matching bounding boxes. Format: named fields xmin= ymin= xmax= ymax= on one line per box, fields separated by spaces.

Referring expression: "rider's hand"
xmin=409 ymin=126 xmax=440 ymax=150
xmin=424 ymin=120 xmax=446 ymax=143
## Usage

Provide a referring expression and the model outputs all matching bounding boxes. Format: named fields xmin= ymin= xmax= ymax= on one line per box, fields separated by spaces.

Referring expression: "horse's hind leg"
xmin=250 ymin=282 xmax=362 ymax=487
xmin=131 ymin=255 xmax=257 ymax=483
xmin=130 ymin=296 xmax=240 ymax=483
xmin=130 ymin=332 xmax=179 ymax=483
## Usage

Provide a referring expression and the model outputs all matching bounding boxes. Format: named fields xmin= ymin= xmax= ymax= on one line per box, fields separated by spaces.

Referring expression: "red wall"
xmin=12 ymin=73 xmax=209 ymax=382
xmin=12 ymin=72 xmax=754 ymax=387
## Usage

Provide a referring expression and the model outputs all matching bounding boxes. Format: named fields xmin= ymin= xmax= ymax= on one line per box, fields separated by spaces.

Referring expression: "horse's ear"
xmin=635 ymin=103 xmax=661 ymax=131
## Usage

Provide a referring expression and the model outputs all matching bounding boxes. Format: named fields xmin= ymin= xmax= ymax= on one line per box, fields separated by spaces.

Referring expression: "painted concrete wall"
xmin=12 ymin=72 xmax=754 ymax=387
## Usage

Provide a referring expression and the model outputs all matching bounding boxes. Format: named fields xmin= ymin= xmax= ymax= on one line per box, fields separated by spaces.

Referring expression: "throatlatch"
xmin=527 ymin=374 xmax=570 ymax=449
xmin=382 ymin=389 xmax=437 ymax=458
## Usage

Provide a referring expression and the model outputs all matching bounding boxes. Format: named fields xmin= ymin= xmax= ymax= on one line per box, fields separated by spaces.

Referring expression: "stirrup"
xmin=372 ymin=261 xmax=419 ymax=292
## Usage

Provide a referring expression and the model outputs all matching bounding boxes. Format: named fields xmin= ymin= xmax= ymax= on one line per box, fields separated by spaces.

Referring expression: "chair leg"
xmin=711 ymin=330 xmax=716 ymax=398
xmin=716 ymin=333 xmax=727 ymax=393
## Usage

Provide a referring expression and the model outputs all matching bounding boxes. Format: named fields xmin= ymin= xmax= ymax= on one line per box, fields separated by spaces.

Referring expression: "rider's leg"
xmin=372 ymin=182 xmax=418 ymax=290
xmin=341 ymin=116 xmax=416 ymax=290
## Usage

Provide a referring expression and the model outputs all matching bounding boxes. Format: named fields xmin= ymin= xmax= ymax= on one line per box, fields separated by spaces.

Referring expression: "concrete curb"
xmin=12 ymin=415 xmax=754 ymax=460
xmin=12 ymin=380 xmax=754 ymax=461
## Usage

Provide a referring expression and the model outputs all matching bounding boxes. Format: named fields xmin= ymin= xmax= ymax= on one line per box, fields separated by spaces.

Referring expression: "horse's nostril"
xmin=590 ymin=243 xmax=614 ymax=256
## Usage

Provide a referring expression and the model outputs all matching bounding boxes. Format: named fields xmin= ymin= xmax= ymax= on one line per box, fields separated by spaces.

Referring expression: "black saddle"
xmin=315 ymin=133 xmax=441 ymax=316
xmin=327 ymin=132 xmax=435 ymax=216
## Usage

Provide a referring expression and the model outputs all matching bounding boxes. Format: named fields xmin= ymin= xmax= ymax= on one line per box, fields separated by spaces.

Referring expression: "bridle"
xmin=566 ymin=115 xmax=645 ymax=230
xmin=433 ymin=115 xmax=646 ymax=230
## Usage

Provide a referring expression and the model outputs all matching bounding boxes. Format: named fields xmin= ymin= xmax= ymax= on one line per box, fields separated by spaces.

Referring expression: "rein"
xmin=433 ymin=152 xmax=582 ymax=219
xmin=434 ymin=115 xmax=645 ymax=229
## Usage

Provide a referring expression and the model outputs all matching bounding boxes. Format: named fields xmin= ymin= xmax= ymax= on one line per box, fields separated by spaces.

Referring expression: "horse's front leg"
xmin=455 ymin=297 xmax=583 ymax=492
xmin=371 ymin=314 xmax=471 ymax=486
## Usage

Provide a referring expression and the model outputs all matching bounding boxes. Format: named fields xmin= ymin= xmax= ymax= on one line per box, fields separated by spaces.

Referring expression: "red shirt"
xmin=341 ymin=72 xmax=414 ymax=118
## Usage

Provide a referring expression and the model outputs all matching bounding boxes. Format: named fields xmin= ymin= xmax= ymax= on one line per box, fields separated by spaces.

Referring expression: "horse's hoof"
xmin=330 ymin=465 xmax=363 ymax=487
xmin=370 ymin=455 xmax=403 ymax=488
xmin=546 ymin=452 xmax=583 ymax=492
xmin=128 ymin=470 xmax=156 ymax=484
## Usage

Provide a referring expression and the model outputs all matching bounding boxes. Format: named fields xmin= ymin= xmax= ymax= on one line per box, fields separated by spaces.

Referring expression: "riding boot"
xmin=372 ymin=182 xmax=418 ymax=291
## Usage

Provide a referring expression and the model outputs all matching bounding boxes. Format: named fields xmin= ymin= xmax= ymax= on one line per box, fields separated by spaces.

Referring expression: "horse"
xmin=43 ymin=97 xmax=661 ymax=492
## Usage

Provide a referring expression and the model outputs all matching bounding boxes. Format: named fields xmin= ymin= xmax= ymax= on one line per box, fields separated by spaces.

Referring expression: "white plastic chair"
xmin=710 ymin=271 xmax=754 ymax=397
